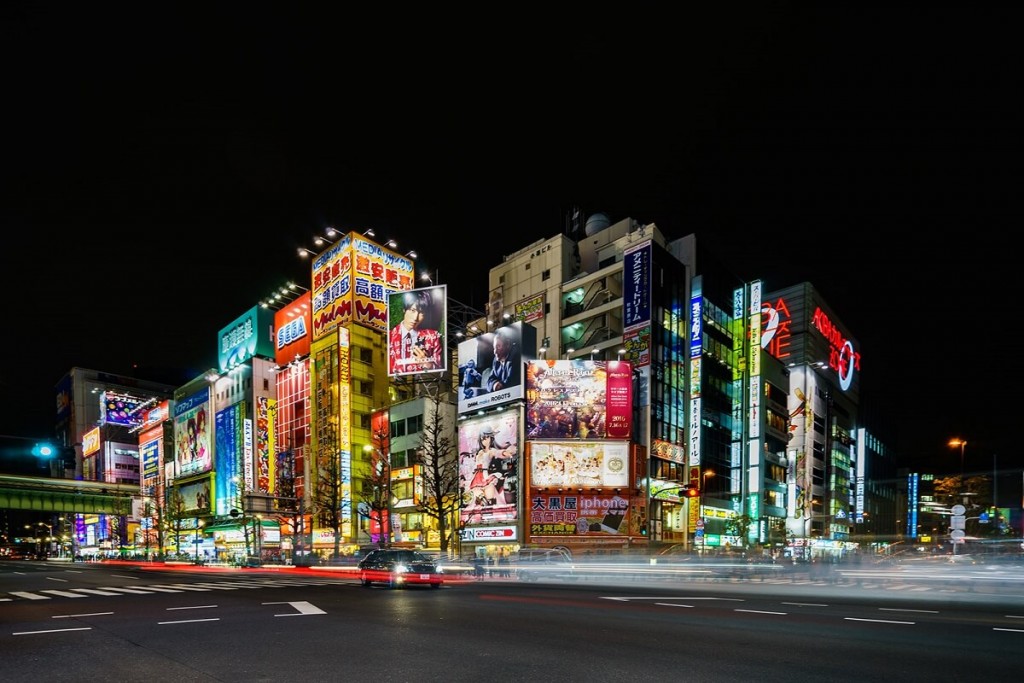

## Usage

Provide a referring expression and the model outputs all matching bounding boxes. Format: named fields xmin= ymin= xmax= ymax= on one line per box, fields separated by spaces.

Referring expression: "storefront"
xmin=206 ymin=519 xmax=282 ymax=562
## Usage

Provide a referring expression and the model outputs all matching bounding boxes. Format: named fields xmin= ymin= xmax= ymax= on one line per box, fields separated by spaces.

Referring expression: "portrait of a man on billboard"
xmin=387 ymin=285 xmax=447 ymax=377
xmin=457 ymin=322 xmax=534 ymax=413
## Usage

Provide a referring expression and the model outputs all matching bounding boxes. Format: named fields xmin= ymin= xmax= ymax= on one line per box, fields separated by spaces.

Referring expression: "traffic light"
xmin=32 ymin=442 xmax=56 ymax=458
xmin=684 ymin=486 xmax=700 ymax=499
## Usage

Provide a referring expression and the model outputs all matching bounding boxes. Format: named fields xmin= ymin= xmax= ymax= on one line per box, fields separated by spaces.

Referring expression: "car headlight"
xmin=394 ymin=563 xmax=408 ymax=573
xmin=436 ymin=565 xmax=443 ymax=574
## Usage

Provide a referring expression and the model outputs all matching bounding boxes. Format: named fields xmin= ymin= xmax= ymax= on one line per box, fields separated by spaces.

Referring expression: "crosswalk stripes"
xmin=39 ymin=590 xmax=88 ymax=598
xmin=2 ymin=577 xmax=349 ymax=602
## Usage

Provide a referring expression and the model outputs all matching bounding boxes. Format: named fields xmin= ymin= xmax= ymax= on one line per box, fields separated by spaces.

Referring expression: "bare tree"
xmin=365 ymin=423 xmax=392 ymax=548
xmin=310 ymin=430 xmax=345 ymax=559
xmin=164 ymin=486 xmax=189 ymax=558
xmin=416 ymin=390 xmax=459 ymax=553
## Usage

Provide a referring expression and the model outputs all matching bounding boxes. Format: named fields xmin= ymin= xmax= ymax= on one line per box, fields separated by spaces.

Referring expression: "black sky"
xmin=1 ymin=5 xmax=1020 ymax=481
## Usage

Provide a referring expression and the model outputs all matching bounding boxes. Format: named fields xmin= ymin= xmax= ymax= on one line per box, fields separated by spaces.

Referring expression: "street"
xmin=1 ymin=559 xmax=1021 ymax=682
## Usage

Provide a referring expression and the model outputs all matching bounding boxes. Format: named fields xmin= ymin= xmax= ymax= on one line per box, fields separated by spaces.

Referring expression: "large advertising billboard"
xmin=174 ymin=388 xmax=211 ymax=477
xmin=524 ymin=359 xmax=633 ymax=439
xmin=274 ymin=291 xmax=312 ymax=365
xmin=456 ymin=321 xmax=535 ymax=414
xmin=100 ymin=390 xmax=147 ymax=427
xmin=256 ymin=396 xmax=276 ymax=493
xmin=214 ymin=401 xmax=244 ymax=515
xmin=528 ymin=491 xmax=634 ymax=537
xmin=458 ymin=412 xmax=520 ymax=526
xmin=218 ymin=305 xmax=275 ymax=372
xmin=623 ymin=240 xmax=651 ymax=332
xmin=526 ymin=441 xmax=630 ymax=489
xmin=387 ymin=285 xmax=447 ymax=377
xmin=310 ymin=232 xmax=415 ymax=341
xmin=178 ymin=477 xmax=212 ymax=514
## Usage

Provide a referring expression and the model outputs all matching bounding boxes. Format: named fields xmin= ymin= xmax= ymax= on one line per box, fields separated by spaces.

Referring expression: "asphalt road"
xmin=1 ymin=560 xmax=1021 ymax=682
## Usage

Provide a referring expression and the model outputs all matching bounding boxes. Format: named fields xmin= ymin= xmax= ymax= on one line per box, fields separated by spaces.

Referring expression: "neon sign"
xmin=812 ymin=307 xmax=860 ymax=391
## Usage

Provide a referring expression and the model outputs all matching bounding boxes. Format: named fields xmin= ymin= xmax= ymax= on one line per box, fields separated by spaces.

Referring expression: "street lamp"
xmin=948 ymin=437 xmax=967 ymax=489
xmin=193 ymin=519 xmax=204 ymax=563
xmin=700 ymin=470 xmax=715 ymax=555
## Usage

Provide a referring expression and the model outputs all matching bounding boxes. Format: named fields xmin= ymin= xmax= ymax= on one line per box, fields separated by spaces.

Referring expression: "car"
xmin=357 ymin=548 xmax=444 ymax=589
xmin=512 ymin=547 xmax=576 ymax=582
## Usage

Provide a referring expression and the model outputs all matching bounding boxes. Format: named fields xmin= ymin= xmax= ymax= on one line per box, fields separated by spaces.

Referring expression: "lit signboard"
xmin=524 ymin=359 xmax=632 ymax=440
xmin=387 ymin=285 xmax=447 ymax=377
xmin=310 ymin=232 xmax=415 ymax=341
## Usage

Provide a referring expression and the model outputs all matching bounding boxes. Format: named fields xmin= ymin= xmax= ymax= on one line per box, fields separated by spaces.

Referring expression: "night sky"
xmin=2 ymin=6 xmax=1020 ymax=485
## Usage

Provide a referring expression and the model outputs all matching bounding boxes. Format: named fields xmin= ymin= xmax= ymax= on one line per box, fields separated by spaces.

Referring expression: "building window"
xmin=391 ymin=420 xmax=406 ymax=438
xmin=542 ymin=269 xmax=550 ymax=281
xmin=406 ymin=414 xmax=422 ymax=434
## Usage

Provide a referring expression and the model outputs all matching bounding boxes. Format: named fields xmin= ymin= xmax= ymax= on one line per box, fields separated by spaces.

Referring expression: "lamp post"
xmin=700 ymin=470 xmax=715 ymax=556
xmin=948 ymin=438 xmax=967 ymax=490
xmin=193 ymin=519 xmax=204 ymax=563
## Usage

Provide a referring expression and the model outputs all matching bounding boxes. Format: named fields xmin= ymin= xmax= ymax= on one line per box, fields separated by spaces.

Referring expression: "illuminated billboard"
xmin=524 ymin=359 xmax=633 ymax=440
xmin=177 ymin=478 xmax=212 ymax=514
xmin=458 ymin=412 xmax=520 ymax=526
xmin=761 ymin=283 xmax=861 ymax=394
xmin=218 ymin=305 xmax=275 ymax=372
xmin=387 ymin=285 xmax=447 ymax=377
xmin=623 ymin=240 xmax=651 ymax=331
xmin=527 ymin=441 xmax=630 ymax=489
xmin=456 ymin=321 xmax=536 ymax=414
xmin=256 ymin=396 xmax=276 ymax=493
xmin=214 ymin=401 xmax=244 ymax=515
xmin=527 ymin=491 xmax=634 ymax=537
xmin=274 ymin=291 xmax=312 ymax=365
xmin=174 ymin=388 xmax=212 ymax=477
xmin=100 ymin=391 xmax=147 ymax=427
xmin=310 ymin=232 xmax=415 ymax=342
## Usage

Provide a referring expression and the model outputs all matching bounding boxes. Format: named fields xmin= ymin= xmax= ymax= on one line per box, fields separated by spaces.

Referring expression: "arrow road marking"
xmin=263 ymin=600 xmax=326 ymax=617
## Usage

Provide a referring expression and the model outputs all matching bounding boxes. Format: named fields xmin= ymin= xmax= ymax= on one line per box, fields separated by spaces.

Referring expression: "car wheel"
xmin=431 ymin=582 xmax=441 ymax=589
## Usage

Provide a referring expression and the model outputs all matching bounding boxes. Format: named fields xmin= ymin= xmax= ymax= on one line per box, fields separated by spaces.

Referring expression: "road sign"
xmin=951 ymin=504 xmax=966 ymax=516
xmin=950 ymin=529 xmax=966 ymax=539
xmin=696 ymin=519 xmax=705 ymax=529
xmin=951 ymin=515 xmax=966 ymax=530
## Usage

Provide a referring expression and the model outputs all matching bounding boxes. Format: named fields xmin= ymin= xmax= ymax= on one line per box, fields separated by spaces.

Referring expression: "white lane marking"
xmin=782 ymin=602 xmax=828 ymax=607
xmin=52 ymin=612 xmax=113 ymax=618
xmin=69 ymin=588 xmax=124 ymax=596
xmin=149 ymin=584 xmax=213 ymax=592
xmin=11 ymin=591 xmax=52 ymax=600
xmin=655 ymin=602 xmax=694 ymax=608
xmin=40 ymin=590 xmax=88 ymax=598
xmin=879 ymin=607 xmax=938 ymax=614
xmin=46 ymin=577 xmax=70 ymax=583
xmin=845 ymin=617 xmax=914 ymax=625
xmin=137 ymin=586 xmax=185 ymax=593
xmin=167 ymin=605 xmax=217 ymax=611
xmin=110 ymin=574 xmax=139 ymax=580
xmin=1005 ymin=615 xmax=1024 ymax=619
xmin=263 ymin=601 xmax=327 ymax=616
xmin=14 ymin=627 xmax=92 ymax=635
xmin=735 ymin=609 xmax=787 ymax=615
xmin=95 ymin=586 xmax=156 ymax=594
xmin=603 ymin=596 xmax=744 ymax=602
xmin=993 ymin=627 xmax=1024 ymax=633
xmin=189 ymin=583 xmax=239 ymax=590
xmin=158 ymin=618 xmax=220 ymax=625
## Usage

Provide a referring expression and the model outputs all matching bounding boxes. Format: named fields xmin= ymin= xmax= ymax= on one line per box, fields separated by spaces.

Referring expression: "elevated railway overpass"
xmin=0 ymin=474 xmax=138 ymax=514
